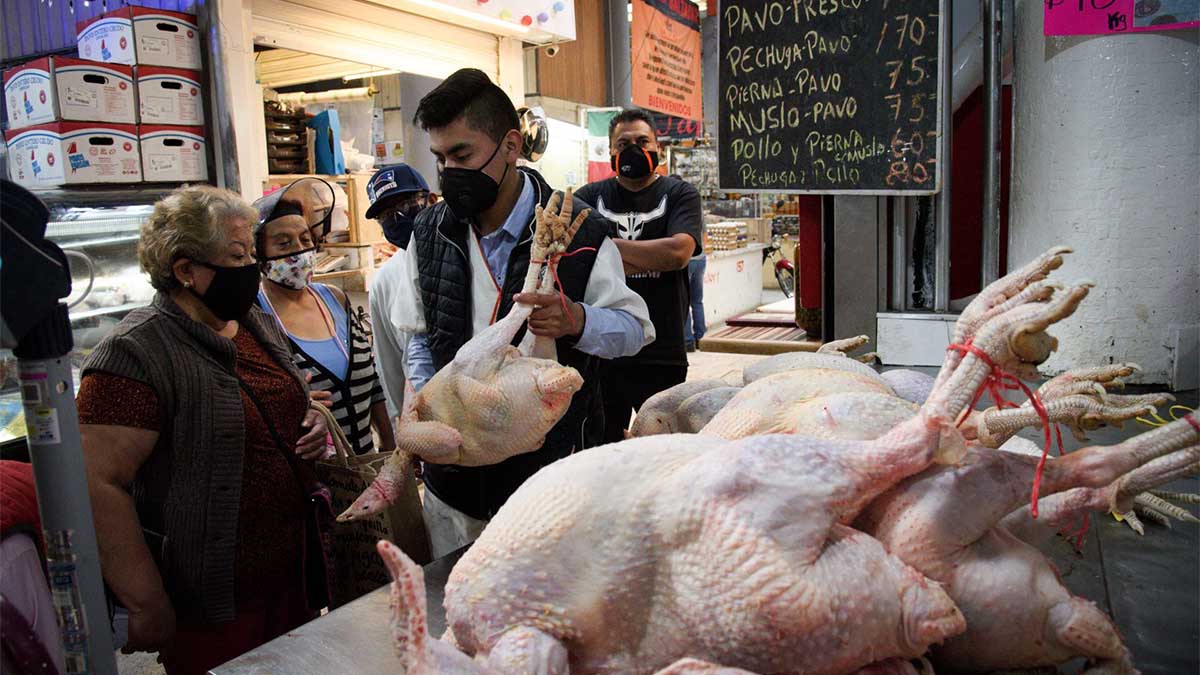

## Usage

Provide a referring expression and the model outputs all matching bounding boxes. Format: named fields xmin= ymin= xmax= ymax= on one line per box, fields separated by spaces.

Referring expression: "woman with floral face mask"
xmin=253 ymin=194 xmax=394 ymax=458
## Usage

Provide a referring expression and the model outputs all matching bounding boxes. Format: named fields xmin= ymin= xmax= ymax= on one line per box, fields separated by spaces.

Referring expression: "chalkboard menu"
xmin=719 ymin=0 xmax=944 ymax=194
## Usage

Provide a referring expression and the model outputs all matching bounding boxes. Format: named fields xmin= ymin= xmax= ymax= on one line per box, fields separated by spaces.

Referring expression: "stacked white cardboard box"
xmin=4 ymin=7 xmax=208 ymax=189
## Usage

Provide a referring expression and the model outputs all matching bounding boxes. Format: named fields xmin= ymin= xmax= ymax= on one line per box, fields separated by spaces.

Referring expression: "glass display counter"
xmin=0 ymin=187 xmax=174 ymax=442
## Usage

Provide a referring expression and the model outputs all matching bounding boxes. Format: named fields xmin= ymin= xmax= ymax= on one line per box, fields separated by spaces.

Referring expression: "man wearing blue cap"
xmin=365 ymin=163 xmax=431 ymax=249
xmin=367 ymin=163 xmax=430 ymax=421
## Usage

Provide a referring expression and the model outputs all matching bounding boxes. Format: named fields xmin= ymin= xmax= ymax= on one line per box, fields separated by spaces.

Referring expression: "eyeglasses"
xmin=383 ymin=193 xmax=429 ymax=218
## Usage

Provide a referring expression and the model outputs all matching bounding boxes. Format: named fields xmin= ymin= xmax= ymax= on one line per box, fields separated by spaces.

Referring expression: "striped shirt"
xmin=258 ymin=284 xmax=385 ymax=454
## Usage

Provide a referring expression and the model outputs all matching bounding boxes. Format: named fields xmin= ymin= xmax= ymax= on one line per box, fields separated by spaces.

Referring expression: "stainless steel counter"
xmin=209 ymin=547 xmax=466 ymax=674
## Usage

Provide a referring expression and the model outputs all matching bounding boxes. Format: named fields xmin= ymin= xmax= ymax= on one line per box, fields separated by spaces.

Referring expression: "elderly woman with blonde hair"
xmin=78 ymin=185 xmax=332 ymax=675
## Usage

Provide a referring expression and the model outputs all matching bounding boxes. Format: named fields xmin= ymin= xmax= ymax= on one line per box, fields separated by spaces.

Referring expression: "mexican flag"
xmin=584 ymin=108 xmax=619 ymax=183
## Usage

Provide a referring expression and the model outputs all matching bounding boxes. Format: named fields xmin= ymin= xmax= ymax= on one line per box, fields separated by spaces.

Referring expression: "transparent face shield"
xmin=276 ymin=177 xmax=336 ymax=245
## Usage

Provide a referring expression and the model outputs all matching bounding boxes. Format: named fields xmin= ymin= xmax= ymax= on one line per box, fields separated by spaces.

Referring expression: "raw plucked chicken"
xmin=736 ymin=353 xmax=1190 ymax=671
xmin=372 ymin=246 xmax=1126 ymax=674
xmin=339 ymin=191 xmax=591 ymax=522
xmin=740 ymin=336 xmax=882 ymax=385
xmin=629 ymin=379 xmax=737 ymax=437
xmin=373 ymin=246 xmax=1195 ymax=673
xmin=858 ymin=416 xmax=1198 ymax=673
xmin=629 ymin=337 xmax=912 ymax=440
xmin=696 ymin=249 xmax=1193 ymax=672
xmin=674 ymin=386 xmax=743 ymax=434
xmin=719 ymin=252 xmax=1193 ymax=673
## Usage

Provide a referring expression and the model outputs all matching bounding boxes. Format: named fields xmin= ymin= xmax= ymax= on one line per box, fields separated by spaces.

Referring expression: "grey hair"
xmin=138 ymin=185 xmax=257 ymax=292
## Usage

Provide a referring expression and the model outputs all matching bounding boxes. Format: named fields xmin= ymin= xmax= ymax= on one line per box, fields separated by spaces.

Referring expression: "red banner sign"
xmin=652 ymin=112 xmax=703 ymax=140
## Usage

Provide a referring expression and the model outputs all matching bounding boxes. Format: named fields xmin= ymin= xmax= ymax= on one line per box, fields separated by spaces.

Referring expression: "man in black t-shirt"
xmin=575 ymin=109 xmax=703 ymax=443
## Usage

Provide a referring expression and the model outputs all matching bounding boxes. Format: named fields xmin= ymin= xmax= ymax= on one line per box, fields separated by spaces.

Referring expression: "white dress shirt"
xmin=368 ymin=250 xmax=412 ymax=419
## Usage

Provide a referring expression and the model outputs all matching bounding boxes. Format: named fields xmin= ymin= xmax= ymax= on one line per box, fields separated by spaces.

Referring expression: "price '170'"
xmin=876 ymin=13 xmax=935 ymax=53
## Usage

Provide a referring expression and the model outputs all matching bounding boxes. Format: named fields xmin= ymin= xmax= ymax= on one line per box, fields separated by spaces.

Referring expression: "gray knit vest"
xmin=81 ymin=292 xmax=308 ymax=622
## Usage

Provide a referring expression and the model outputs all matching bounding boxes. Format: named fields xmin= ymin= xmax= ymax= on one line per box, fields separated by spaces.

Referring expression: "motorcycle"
xmin=762 ymin=233 xmax=796 ymax=298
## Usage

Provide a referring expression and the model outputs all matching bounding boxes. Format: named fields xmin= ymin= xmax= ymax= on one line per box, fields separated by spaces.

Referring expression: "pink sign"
xmin=1044 ymin=0 xmax=1200 ymax=36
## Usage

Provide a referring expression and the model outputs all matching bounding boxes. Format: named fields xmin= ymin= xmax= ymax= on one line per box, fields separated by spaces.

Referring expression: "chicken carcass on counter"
xmin=372 ymin=247 xmax=1197 ymax=674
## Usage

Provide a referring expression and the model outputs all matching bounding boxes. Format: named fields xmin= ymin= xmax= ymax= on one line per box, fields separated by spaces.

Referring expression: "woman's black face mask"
xmin=189 ymin=260 xmax=261 ymax=321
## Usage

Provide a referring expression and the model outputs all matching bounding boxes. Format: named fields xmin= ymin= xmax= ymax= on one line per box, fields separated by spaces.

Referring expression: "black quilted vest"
xmin=412 ymin=167 xmax=609 ymax=520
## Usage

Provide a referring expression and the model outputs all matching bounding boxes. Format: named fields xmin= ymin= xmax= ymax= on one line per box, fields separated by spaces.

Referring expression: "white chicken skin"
xmin=339 ymin=191 xmax=590 ymax=522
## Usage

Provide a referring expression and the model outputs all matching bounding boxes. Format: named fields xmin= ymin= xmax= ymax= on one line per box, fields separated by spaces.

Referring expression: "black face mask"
xmin=190 ymin=260 xmax=262 ymax=321
xmin=380 ymin=208 xmax=419 ymax=248
xmin=439 ymin=140 xmax=510 ymax=220
xmin=611 ymin=145 xmax=658 ymax=179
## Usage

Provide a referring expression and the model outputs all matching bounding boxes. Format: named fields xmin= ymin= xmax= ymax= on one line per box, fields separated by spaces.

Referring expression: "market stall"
xmin=3 ymin=0 xmax=1196 ymax=672
xmin=239 ymin=0 xmax=585 ymax=290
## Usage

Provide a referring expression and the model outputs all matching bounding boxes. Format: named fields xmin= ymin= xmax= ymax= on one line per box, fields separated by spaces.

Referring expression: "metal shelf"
xmin=40 ymin=188 xmax=162 ymax=241
xmin=31 ymin=183 xmax=192 ymax=207
xmin=58 ymin=234 xmax=141 ymax=249
xmin=69 ymin=301 xmax=144 ymax=321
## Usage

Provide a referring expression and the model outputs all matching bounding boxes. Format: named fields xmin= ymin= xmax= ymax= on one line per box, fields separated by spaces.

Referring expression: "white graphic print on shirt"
xmin=596 ymin=195 xmax=668 ymax=241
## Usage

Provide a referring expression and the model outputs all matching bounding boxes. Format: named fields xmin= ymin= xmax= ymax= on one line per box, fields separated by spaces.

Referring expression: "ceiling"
xmin=255 ymin=48 xmax=392 ymax=89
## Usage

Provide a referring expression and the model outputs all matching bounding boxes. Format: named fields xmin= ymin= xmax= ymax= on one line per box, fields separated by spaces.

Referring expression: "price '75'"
xmin=885 ymin=92 xmax=928 ymax=123
xmin=885 ymin=57 xmax=928 ymax=89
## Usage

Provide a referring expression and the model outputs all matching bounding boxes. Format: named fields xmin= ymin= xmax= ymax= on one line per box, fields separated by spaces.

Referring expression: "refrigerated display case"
xmin=0 ymin=188 xmax=173 ymax=443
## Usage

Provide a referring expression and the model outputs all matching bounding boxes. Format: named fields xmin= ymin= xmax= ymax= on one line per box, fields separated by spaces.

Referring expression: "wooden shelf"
xmin=313 ymin=267 xmax=369 ymax=293
xmin=322 ymin=242 xmax=374 ymax=249
xmin=266 ymin=173 xmax=349 ymax=181
xmin=313 ymin=269 xmax=370 ymax=281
